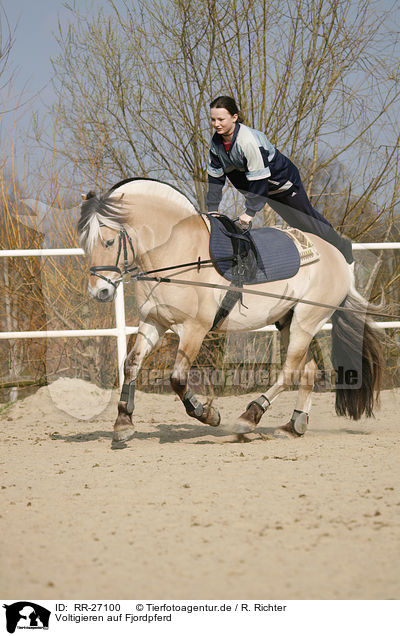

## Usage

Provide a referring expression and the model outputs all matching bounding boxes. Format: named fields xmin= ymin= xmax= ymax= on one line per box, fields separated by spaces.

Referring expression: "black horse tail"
xmin=331 ymin=289 xmax=384 ymax=420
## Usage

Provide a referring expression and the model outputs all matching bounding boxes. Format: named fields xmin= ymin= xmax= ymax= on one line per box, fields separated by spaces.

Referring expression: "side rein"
xmin=89 ymin=227 xmax=137 ymax=288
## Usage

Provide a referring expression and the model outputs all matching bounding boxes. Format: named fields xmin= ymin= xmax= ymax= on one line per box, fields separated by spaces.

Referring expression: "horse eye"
xmin=105 ymin=238 xmax=115 ymax=248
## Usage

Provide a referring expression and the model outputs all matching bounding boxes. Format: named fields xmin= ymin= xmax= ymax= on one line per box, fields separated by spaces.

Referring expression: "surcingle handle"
xmin=182 ymin=389 xmax=204 ymax=418
xmin=120 ymin=380 xmax=136 ymax=414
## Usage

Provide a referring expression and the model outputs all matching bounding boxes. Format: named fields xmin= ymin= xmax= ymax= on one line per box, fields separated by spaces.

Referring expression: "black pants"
xmin=267 ymin=182 xmax=354 ymax=264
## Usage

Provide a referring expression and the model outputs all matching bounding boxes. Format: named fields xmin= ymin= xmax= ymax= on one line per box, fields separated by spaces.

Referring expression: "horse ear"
xmin=81 ymin=190 xmax=96 ymax=201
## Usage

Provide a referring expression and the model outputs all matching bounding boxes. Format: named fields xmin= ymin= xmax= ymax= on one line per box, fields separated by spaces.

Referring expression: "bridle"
xmin=89 ymin=226 xmax=137 ymax=288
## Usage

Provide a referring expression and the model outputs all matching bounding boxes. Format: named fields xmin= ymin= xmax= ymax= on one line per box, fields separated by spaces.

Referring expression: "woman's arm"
xmin=244 ymin=178 xmax=269 ymax=217
xmin=206 ymin=173 xmax=226 ymax=212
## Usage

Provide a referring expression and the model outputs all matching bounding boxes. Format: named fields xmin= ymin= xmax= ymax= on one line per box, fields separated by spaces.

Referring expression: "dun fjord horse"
xmin=78 ymin=178 xmax=383 ymax=442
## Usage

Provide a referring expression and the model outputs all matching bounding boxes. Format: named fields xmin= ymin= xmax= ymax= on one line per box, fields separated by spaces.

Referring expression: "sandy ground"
xmin=0 ymin=378 xmax=399 ymax=600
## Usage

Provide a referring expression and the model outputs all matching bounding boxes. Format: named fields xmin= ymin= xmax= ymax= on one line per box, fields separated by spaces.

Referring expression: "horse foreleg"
xmin=113 ymin=321 xmax=165 ymax=442
xmin=170 ymin=325 xmax=221 ymax=427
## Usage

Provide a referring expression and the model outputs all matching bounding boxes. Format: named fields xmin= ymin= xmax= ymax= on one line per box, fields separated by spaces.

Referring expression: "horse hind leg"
xmin=279 ymin=357 xmax=317 ymax=437
xmin=170 ymin=325 xmax=221 ymax=427
xmin=229 ymin=321 xmax=316 ymax=435
xmin=225 ymin=313 xmax=291 ymax=434
xmin=280 ymin=331 xmax=325 ymax=436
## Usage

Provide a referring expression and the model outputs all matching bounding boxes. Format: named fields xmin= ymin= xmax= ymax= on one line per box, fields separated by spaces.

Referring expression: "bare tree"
xmin=28 ymin=0 xmax=399 ymax=391
xmin=49 ymin=0 xmax=400 ymax=228
xmin=0 ymin=5 xmax=14 ymax=114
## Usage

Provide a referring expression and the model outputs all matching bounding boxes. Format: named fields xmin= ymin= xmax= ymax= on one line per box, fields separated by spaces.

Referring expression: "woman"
xmin=206 ymin=96 xmax=353 ymax=263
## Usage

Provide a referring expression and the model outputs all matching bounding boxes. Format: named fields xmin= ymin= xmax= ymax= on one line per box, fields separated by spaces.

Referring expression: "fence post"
xmin=114 ymin=284 xmax=127 ymax=389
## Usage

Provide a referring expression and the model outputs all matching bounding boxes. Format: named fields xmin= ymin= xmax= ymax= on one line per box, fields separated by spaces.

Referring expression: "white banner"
xmin=1 ymin=599 xmax=398 ymax=635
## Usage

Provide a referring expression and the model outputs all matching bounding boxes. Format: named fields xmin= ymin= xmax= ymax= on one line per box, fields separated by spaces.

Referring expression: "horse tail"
xmin=331 ymin=286 xmax=385 ymax=420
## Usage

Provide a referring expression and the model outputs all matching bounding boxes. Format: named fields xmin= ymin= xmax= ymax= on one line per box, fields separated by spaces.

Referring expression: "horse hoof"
xmin=207 ymin=408 xmax=221 ymax=427
xmin=201 ymin=402 xmax=221 ymax=427
xmin=113 ymin=426 xmax=135 ymax=442
xmin=281 ymin=411 xmax=309 ymax=437
xmin=279 ymin=420 xmax=305 ymax=438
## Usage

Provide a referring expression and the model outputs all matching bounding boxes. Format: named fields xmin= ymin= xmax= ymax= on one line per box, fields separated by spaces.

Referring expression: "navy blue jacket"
xmin=206 ymin=122 xmax=300 ymax=217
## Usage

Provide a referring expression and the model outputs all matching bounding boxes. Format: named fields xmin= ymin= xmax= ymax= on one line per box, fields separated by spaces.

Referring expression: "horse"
xmin=78 ymin=177 xmax=384 ymax=442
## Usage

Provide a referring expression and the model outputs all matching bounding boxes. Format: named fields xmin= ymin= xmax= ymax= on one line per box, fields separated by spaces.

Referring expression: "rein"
xmin=89 ymin=226 xmax=398 ymax=320
xmin=132 ymin=272 xmax=397 ymax=319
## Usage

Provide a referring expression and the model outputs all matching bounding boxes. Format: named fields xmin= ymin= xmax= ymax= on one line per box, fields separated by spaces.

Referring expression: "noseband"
xmin=89 ymin=227 xmax=137 ymax=288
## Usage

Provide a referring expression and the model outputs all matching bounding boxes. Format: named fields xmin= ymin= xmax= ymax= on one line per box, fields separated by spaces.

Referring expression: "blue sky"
xmin=4 ymin=0 xmax=398 ymax=111
xmin=1 ymin=0 xmax=399 ymax=195
xmin=3 ymin=0 xmax=70 ymax=98
xmin=0 ymin=0 xmax=111 ymax=187
xmin=2 ymin=1 xmax=105 ymax=126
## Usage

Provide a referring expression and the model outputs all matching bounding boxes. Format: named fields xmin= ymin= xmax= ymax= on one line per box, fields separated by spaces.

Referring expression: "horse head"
xmin=78 ymin=191 xmax=134 ymax=302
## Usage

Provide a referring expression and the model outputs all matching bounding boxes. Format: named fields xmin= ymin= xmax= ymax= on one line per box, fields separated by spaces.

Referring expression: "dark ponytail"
xmin=209 ymin=96 xmax=243 ymax=123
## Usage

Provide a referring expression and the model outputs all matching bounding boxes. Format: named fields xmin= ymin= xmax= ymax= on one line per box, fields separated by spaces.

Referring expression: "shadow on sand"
xmin=50 ymin=418 xmax=370 ymax=450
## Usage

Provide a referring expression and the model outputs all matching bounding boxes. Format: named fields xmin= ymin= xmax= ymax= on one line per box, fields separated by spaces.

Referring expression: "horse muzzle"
xmin=89 ymin=280 xmax=116 ymax=302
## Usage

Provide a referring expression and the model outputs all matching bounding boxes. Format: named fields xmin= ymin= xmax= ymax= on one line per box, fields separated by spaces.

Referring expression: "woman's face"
xmin=210 ymin=107 xmax=238 ymax=137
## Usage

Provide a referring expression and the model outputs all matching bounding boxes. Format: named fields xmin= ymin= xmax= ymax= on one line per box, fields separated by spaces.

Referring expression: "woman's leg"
xmin=269 ymin=181 xmax=353 ymax=263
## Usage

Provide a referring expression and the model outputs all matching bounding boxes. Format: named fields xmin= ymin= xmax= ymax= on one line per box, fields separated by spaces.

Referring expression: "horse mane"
xmin=78 ymin=177 xmax=198 ymax=253
xmin=78 ymin=190 xmax=127 ymax=253
xmin=109 ymin=177 xmax=198 ymax=214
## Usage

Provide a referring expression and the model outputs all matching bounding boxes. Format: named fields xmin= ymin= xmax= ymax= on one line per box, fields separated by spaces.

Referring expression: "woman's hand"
xmin=239 ymin=212 xmax=253 ymax=224
xmin=237 ymin=212 xmax=253 ymax=232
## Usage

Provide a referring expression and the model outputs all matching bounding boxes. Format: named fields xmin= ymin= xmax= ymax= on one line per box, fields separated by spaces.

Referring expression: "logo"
xmin=3 ymin=603 xmax=51 ymax=633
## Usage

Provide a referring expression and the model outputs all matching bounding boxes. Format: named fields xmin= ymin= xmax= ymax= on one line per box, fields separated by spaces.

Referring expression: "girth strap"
xmin=209 ymin=219 xmax=250 ymax=331
xmin=211 ymin=287 xmax=243 ymax=331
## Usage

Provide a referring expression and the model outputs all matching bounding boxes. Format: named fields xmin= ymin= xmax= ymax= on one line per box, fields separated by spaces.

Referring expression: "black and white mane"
xmin=78 ymin=190 xmax=127 ymax=253
xmin=78 ymin=178 xmax=198 ymax=254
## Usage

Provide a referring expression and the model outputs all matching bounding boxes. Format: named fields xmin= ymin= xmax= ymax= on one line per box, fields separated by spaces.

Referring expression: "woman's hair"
xmin=209 ymin=96 xmax=243 ymax=122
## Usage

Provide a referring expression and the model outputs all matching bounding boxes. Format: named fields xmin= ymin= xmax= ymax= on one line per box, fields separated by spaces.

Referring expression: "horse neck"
xmin=125 ymin=195 xmax=205 ymax=267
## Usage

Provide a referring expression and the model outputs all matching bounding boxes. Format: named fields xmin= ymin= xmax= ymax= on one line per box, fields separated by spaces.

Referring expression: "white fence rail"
xmin=1 ymin=244 xmax=399 ymax=387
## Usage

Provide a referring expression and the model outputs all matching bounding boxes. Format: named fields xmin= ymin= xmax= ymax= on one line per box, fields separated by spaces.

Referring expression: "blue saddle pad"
xmin=208 ymin=214 xmax=300 ymax=284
